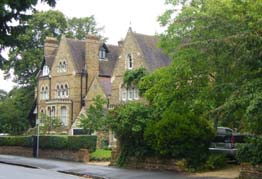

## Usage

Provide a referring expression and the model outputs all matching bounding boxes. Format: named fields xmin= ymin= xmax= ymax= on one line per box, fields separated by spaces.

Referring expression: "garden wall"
xmin=239 ymin=163 xmax=262 ymax=179
xmin=0 ymin=146 xmax=89 ymax=162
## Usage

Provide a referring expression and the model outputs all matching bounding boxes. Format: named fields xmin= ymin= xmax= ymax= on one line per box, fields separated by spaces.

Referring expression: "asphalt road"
xmin=0 ymin=155 xmax=229 ymax=179
xmin=0 ymin=163 xmax=83 ymax=179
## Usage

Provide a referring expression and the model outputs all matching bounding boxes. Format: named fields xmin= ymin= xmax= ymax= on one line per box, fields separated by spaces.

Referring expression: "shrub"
xmin=237 ymin=136 xmax=262 ymax=165
xmin=204 ymin=154 xmax=226 ymax=170
xmin=0 ymin=136 xmax=32 ymax=147
xmin=0 ymin=135 xmax=97 ymax=152
xmin=39 ymin=136 xmax=67 ymax=150
xmin=68 ymin=135 xmax=97 ymax=152
xmin=145 ymin=110 xmax=215 ymax=169
xmin=108 ymin=102 xmax=154 ymax=166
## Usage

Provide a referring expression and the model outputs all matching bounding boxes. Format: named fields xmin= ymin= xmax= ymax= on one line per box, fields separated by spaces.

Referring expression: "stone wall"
xmin=239 ymin=163 xmax=262 ymax=179
xmin=110 ymin=146 xmax=183 ymax=172
xmin=0 ymin=146 xmax=89 ymax=162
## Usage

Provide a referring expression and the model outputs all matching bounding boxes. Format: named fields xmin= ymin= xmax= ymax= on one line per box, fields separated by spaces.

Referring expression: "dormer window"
xmin=42 ymin=65 xmax=49 ymax=76
xmin=99 ymin=47 xmax=106 ymax=60
xmin=127 ymin=54 xmax=133 ymax=69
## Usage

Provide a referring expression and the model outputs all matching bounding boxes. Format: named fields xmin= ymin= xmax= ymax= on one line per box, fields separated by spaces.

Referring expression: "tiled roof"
xmin=133 ymin=33 xmax=171 ymax=71
xmin=98 ymin=77 xmax=112 ymax=96
xmin=66 ymin=38 xmax=119 ymax=76
xmin=99 ymin=45 xmax=120 ymax=76
xmin=66 ymin=38 xmax=86 ymax=72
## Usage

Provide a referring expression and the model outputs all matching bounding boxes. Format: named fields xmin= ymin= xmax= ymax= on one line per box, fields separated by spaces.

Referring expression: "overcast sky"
xmin=0 ymin=0 xmax=167 ymax=92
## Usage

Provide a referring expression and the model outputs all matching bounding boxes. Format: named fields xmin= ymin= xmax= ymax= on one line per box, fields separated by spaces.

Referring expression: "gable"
xmin=51 ymin=36 xmax=78 ymax=76
xmin=86 ymin=77 xmax=107 ymax=102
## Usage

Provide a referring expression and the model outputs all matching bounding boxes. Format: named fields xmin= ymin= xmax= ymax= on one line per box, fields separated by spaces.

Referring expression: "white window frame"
xmin=64 ymin=84 xmax=69 ymax=98
xmin=99 ymin=48 xmax=106 ymax=60
xmin=51 ymin=106 xmax=55 ymax=118
xmin=122 ymin=88 xmax=127 ymax=101
xmin=134 ymin=88 xmax=139 ymax=100
xmin=60 ymin=106 xmax=67 ymax=126
xmin=127 ymin=88 xmax=133 ymax=100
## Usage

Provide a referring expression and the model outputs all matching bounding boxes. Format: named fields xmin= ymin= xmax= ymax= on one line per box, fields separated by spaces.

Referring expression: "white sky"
xmin=0 ymin=0 xmax=168 ymax=92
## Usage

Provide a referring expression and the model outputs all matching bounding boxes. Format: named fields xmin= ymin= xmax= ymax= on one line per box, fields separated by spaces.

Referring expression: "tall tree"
xmin=0 ymin=0 xmax=56 ymax=66
xmin=2 ymin=11 xmax=103 ymax=85
xmin=140 ymin=0 xmax=262 ymax=132
xmin=3 ymin=10 xmax=67 ymax=85
xmin=66 ymin=16 xmax=103 ymax=40
xmin=0 ymin=86 xmax=34 ymax=135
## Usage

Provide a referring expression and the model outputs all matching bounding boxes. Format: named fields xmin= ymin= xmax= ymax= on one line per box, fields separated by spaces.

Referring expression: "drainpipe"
xmin=80 ymin=70 xmax=83 ymax=108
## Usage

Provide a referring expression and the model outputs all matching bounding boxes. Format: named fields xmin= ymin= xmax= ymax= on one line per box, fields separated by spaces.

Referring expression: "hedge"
xmin=237 ymin=136 xmax=262 ymax=165
xmin=0 ymin=135 xmax=97 ymax=152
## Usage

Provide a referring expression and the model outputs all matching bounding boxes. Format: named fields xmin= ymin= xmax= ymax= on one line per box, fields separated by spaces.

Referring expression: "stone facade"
xmin=34 ymin=28 xmax=170 ymax=141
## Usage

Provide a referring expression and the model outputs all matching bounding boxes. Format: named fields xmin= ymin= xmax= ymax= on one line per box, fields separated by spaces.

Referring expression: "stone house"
xmin=33 ymin=28 xmax=170 ymax=138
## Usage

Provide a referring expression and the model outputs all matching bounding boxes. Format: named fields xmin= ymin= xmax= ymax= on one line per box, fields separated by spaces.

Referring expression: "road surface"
xmin=0 ymin=163 xmax=83 ymax=179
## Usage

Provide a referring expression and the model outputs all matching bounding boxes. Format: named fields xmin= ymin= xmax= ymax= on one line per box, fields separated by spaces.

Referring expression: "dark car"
xmin=209 ymin=127 xmax=237 ymax=157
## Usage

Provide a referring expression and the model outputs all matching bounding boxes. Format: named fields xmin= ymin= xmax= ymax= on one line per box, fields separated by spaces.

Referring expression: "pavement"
xmin=0 ymin=155 xmax=232 ymax=179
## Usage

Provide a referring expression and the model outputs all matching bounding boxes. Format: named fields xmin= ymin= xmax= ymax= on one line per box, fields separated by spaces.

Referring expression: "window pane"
xmin=128 ymin=88 xmax=133 ymax=100
xmin=122 ymin=88 xmax=126 ymax=101
xmin=61 ymin=107 xmax=67 ymax=126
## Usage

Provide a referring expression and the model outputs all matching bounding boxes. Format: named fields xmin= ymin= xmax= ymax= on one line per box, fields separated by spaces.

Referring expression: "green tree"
xmin=0 ymin=86 xmax=34 ymax=135
xmin=0 ymin=89 xmax=7 ymax=101
xmin=38 ymin=113 xmax=62 ymax=135
xmin=66 ymin=16 xmax=103 ymax=40
xmin=0 ymin=0 xmax=56 ymax=66
xmin=3 ymin=10 xmax=67 ymax=85
xmin=142 ymin=0 xmax=262 ymax=132
xmin=108 ymin=102 xmax=154 ymax=166
xmin=79 ymin=95 xmax=107 ymax=134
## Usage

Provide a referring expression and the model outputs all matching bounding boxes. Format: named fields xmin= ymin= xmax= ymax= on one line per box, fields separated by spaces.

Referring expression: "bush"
xmin=108 ymin=102 xmax=154 ymax=166
xmin=204 ymin=154 xmax=226 ymax=170
xmin=0 ymin=135 xmax=97 ymax=152
xmin=0 ymin=136 xmax=32 ymax=147
xmin=39 ymin=136 xmax=67 ymax=150
xmin=145 ymin=111 xmax=215 ymax=169
xmin=237 ymin=136 xmax=262 ymax=165
xmin=68 ymin=135 xmax=97 ymax=152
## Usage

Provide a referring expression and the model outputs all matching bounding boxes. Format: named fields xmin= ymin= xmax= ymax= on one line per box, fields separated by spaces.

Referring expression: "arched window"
xmin=57 ymin=85 xmax=60 ymax=98
xmin=47 ymin=106 xmax=51 ymax=116
xmin=61 ymin=106 xmax=67 ymax=126
xmin=41 ymin=86 xmax=45 ymax=100
xmin=62 ymin=61 xmax=67 ymax=72
xmin=45 ymin=86 xmax=49 ymax=100
xmin=127 ymin=88 xmax=133 ymax=100
xmin=121 ymin=87 xmax=127 ymax=101
xmin=57 ymin=62 xmax=62 ymax=72
xmin=65 ymin=84 xmax=69 ymax=97
xmin=127 ymin=54 xmax=133 ymax=69
xmin=61 ymin=85 xmax=64 ymax=97
xmin=134 ymin=88 xmax=139 ymax=100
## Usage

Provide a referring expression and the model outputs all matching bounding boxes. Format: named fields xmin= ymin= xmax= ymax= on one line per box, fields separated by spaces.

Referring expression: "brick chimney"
xmin=44 ymin=37 xmax=58 ymax=57
xmin=86 ymin=35 xmax=100 ymax=88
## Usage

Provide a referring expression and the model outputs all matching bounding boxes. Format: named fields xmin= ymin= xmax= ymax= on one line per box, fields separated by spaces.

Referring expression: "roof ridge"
xmin=133 ymin=32 xmax=156 ymax=38
xmin=66 ymin=38 xmax=85 ymax=42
